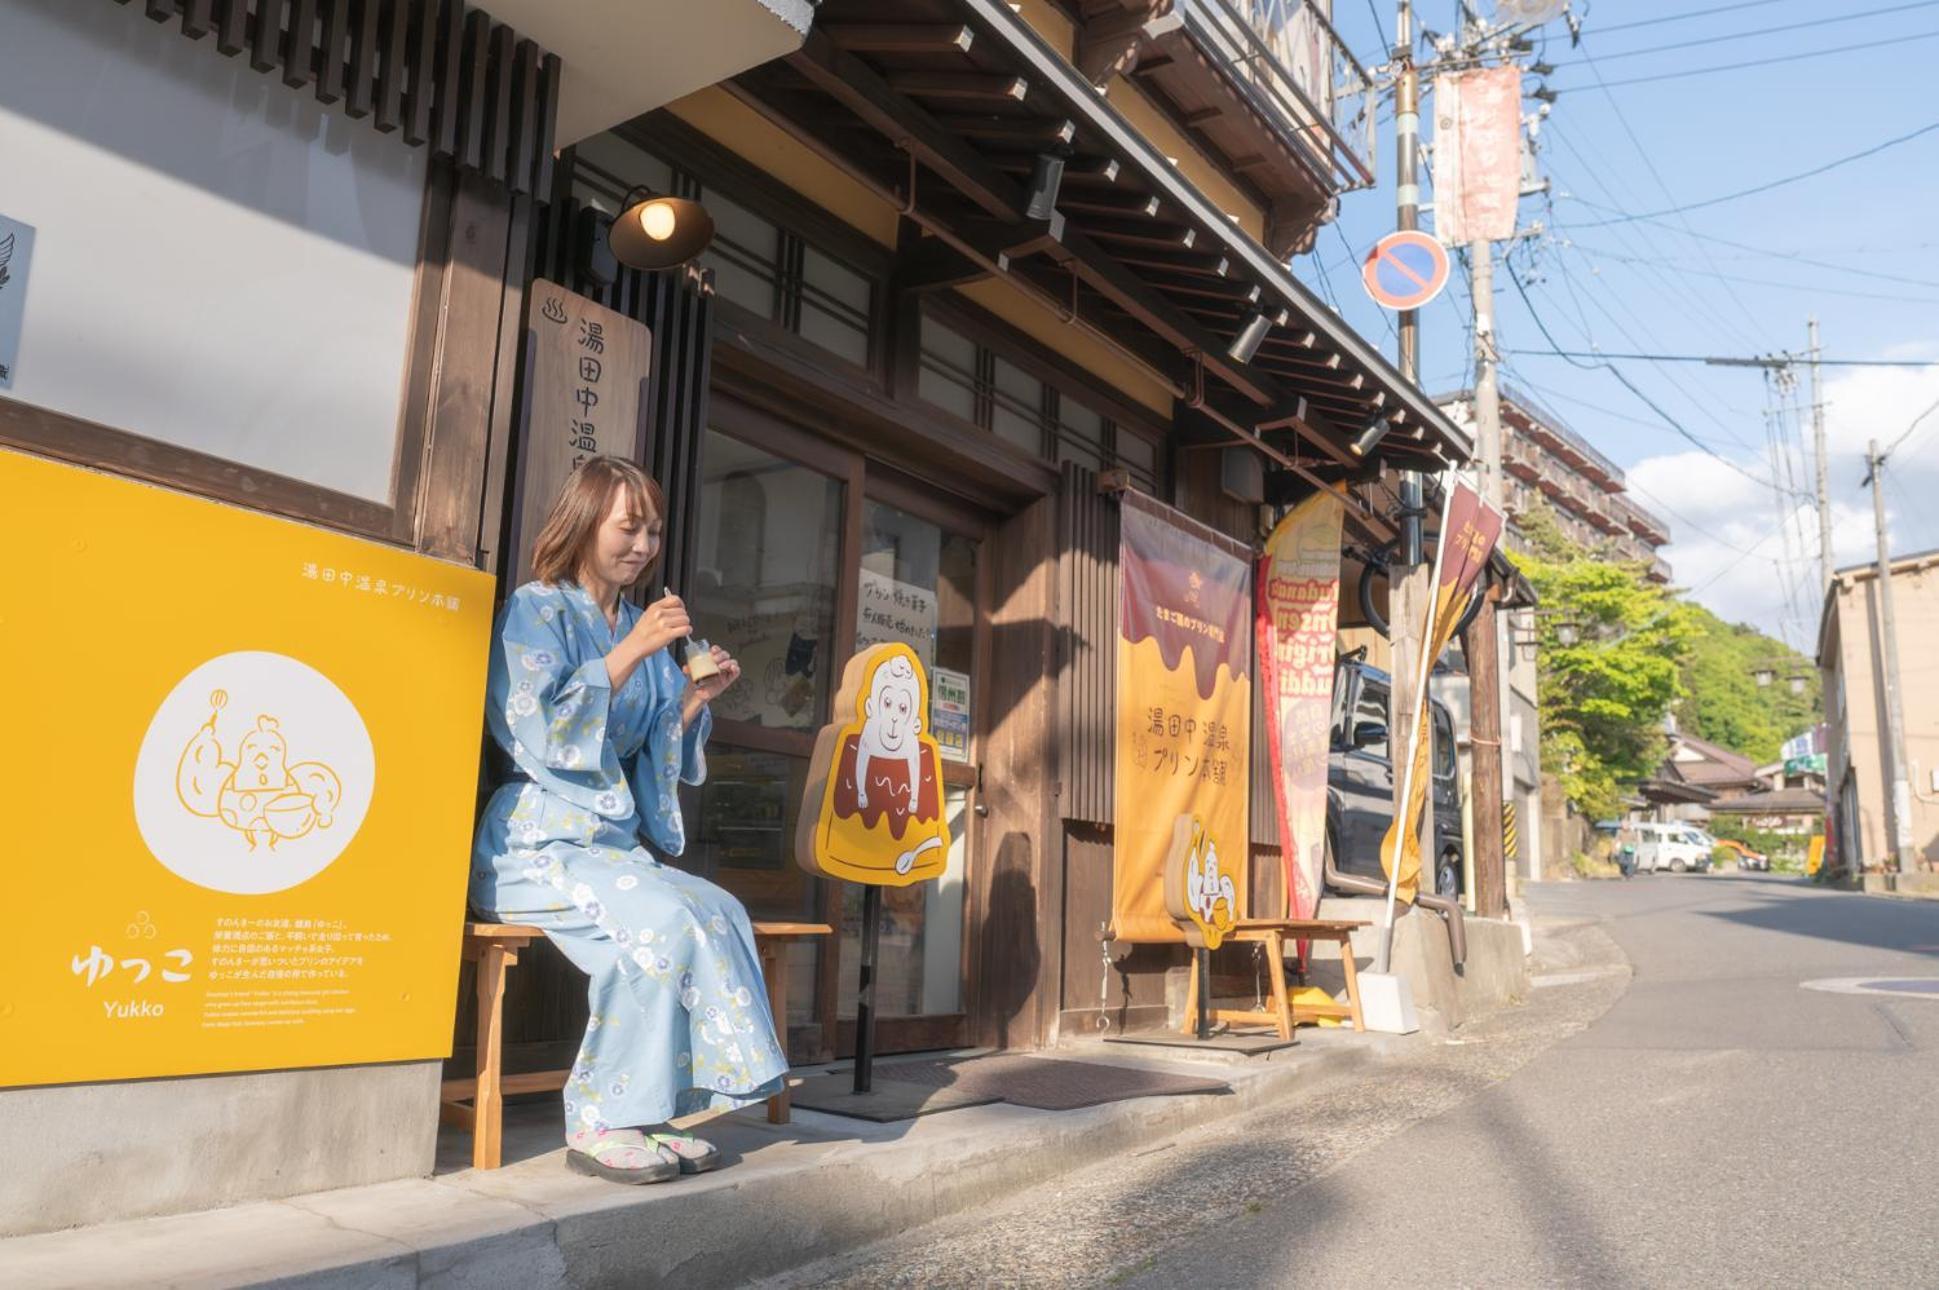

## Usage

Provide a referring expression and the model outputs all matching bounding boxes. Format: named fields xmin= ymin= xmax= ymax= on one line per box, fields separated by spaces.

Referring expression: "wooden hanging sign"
xmin=796 ymin=643 xmax=951 ymax=887
xmin=1163 ymin=813 xmax=1238 ymax=949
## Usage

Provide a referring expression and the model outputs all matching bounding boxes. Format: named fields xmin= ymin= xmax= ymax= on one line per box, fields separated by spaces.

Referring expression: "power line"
xmin=1590 ymin=0 xmax=1800 ymax=37
xmin=1560 ymin=29 xmax=1939 ymax=92
xmin=1507 ymin=349 xmax=1939 ymax=368
xmin=1503 ymin=267 xmax=1800 ymax=497
xmin=1569 ymin=34 xmax=1771 ymax=345
xmin=1559 ymin=0 xmax=1939 ymax=67
xmin=1557 ymin=244 xmax=1939 ymax=303
xmin=1880 ymin=390 xmax=1939 ymax=459
xmin=1568 ymin=120 xmax=1939 ymax=225
xmin=1555 ymin=227 xmax=1939 ymax=289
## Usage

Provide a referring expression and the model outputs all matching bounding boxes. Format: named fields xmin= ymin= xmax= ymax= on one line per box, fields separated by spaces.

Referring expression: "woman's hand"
xmin=626 ymin=593 xmax=692 ymax=660
xmin=683 ymin=647 xmax=740 ymax=723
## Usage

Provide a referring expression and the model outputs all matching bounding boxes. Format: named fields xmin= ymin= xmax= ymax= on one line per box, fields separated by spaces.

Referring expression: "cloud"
xmin=1621 ymin=361 xmax=1939 ymax=649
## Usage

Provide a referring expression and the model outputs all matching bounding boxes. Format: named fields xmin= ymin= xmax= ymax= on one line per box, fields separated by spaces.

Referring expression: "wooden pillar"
xmin=968 ymin=494 xmax=1061 ymax=1050
xmin=1464 ymin=584 xmax=1508 ymax=919
xmin=412 ymin=166 xmax=531 ymax=566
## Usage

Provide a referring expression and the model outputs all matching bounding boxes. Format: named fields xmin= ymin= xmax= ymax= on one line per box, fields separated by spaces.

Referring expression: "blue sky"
xmin=1299 ymin=0 xmax=1939 ymax=649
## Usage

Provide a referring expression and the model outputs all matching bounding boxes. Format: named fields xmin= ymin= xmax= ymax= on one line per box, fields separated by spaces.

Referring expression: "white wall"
xmin=0 ymin=0 xmax=426 ymax=503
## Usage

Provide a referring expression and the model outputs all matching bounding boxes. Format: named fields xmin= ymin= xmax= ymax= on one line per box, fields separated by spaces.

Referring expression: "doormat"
xmin=786 ymin=1072 xmax=1000 ymax=1123
xmin=867 ymin=1054 xmax=1231 ymax=1112
xmin=1106 ymin=1031 xmax=1299 ymax=1057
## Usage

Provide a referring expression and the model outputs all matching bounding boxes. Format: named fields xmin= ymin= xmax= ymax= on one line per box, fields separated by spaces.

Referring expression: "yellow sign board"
xmin=797 ymin=644 xmax=952 ymax=887
xmin=0 ymin=449 xmax=493 ymax=1087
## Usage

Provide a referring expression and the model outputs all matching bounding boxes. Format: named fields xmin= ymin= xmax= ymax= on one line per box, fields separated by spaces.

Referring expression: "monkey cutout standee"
xmin=796 ymin=643 xmax=953 ymax=1095
xmin=796 ymin=643 xmax=952 ymax=888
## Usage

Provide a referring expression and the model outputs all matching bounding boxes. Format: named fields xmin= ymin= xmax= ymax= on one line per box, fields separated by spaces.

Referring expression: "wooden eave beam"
xmin=771 ymin=38 xmax=1281 ymax=407
xmin=893 ymin=235 xmax=995 ymax=292
xmin=825 ymin=24 xmax=976 ymax=55
xmin=889 ymin=72 xmax=1030 ymax=104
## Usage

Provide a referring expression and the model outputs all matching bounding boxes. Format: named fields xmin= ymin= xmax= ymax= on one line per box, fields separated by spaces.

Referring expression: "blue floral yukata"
xmin=471 ymin=582 xmax=786 ymax=1137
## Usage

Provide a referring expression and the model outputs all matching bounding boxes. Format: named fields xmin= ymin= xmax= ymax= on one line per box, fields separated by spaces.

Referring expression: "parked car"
xmin=1324 ymin=658 xmax=1466 ymax=899
xmin=1715 ymin=838 xmax=1770 ymax=871
xmin=1632 ymin=822 xmax=1712 ymax=874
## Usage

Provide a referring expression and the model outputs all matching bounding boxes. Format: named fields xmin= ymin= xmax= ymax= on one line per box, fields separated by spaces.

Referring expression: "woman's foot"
xmin=564 ymin=1128 xmax=680 ymax=1184
xmin=646 ymin=1129 xmax=724 ymax=1174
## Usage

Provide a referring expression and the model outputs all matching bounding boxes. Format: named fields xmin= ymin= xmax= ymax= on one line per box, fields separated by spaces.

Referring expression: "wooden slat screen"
xmin=118 ymin=0 xmax=558 ymax=195
xmin=1057 ymin=462 xmax=1119 ymax=826
xmin=530 ymin=196 xmax=719 ymax=594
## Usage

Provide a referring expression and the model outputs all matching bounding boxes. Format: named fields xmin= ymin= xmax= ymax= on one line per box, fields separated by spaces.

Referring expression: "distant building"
xmin=1438 ymin=385 xmax=1674 ymax=583
xmin=1817 ymin=549 xmax=1939 ymax=871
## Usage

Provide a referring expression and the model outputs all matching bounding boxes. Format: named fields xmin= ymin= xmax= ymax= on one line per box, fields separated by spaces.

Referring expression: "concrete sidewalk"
xmin=0 ymin=1029 xmax=1408 ymax=1290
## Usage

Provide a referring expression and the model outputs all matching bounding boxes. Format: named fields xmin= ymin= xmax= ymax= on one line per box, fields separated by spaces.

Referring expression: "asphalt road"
xmin=774 ymin=875 xmax=1939 ymax=1289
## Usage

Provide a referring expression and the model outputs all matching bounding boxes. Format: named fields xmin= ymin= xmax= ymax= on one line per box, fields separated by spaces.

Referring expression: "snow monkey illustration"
xmin=176 ymin=691 xmax=343 ymax=850
xmin=855 ymin=653 xmax=923 ymax=815
xmin=797 ymin=644 xmax=951 ymax=887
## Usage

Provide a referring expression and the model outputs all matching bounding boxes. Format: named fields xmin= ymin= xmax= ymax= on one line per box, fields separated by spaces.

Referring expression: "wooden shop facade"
xmin=0 ymin=0 xmax=1473 ymax=1229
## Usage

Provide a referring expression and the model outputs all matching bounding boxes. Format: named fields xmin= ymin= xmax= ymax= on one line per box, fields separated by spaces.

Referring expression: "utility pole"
xmin=1471 ymin=240 xmax=1503 ymax=508
xmin=1809 ymin=318 xmax=1833 ymax=588
xmin=1864 ymin=439 xmax=1916 ymax=872
xmin=1378 ymin=0 xmax=1434 ymax=974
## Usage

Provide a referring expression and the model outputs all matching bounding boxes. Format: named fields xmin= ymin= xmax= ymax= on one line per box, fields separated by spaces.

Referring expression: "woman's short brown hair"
xmin=528 ymin=456 xmax=666 ymax=586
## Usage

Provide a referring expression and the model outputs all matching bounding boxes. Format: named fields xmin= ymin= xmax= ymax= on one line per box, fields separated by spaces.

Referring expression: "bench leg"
xmin=473 ymin=945 xmax=512 ymax=1170
xmin=1265 ymin=931 xmax=1293 ymax=1040
xmin=1179 ymin=952 xmax=1200 ymax=1037
xmin=761 ymin=941 xmax=791 ymax=1125
xmin=1337 ymin=935 xmax=1367 ymax=1033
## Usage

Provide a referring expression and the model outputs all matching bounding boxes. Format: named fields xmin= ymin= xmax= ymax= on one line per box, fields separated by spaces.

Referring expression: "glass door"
xmin=675 ymin=401 xmax=986 ymax=1061
xmin=833 ymin=493 xmax=983 ymax=1053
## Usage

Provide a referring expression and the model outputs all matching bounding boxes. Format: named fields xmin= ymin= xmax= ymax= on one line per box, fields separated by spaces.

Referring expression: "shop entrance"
xmin=676 ymin=395 xmax=987 ymax=1062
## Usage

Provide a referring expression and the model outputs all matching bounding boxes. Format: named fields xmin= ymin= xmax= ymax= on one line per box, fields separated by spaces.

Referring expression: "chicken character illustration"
xmin=175 ymin=691 xmax=343 ymax=850
xmin=1164 ymin=815 xmax=1237 ymax=948
xmin=797 ymin=645 xmax=951 ymax=887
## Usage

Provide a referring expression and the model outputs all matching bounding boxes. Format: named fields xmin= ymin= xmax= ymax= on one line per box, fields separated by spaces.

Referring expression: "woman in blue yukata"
xmin=471 ymin=455 xmax=786 ymax=1185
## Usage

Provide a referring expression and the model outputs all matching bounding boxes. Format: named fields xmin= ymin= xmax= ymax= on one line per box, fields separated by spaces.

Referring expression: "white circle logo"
xmin=133 ymin=651 xmax=375 ymax=895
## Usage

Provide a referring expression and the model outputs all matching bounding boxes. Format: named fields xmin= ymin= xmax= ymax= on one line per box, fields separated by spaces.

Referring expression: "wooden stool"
xmin=1180 ymin=918 xmax=1369 ymax=1041
xmin=440 ymin=919 xmax=833 ymax=1170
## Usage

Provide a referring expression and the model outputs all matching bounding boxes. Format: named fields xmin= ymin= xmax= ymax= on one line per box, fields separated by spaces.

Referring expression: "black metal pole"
xmin=853 ymin=883 xmax=883 ymax=1094
xmin=1195 ymin=947 xmax=1210 ymax=1041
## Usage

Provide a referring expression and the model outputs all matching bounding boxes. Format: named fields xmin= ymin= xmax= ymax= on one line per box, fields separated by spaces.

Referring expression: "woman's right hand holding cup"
xmin=630 ymin=593 xmax=692 ymax=659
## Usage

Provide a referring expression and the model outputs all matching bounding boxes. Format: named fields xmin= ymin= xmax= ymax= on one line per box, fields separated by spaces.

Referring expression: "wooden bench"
xmin=1180 ymin=918 xmax=1369 ymax=1041
xmin=440 ymin=919 xmax=834 ymax=1170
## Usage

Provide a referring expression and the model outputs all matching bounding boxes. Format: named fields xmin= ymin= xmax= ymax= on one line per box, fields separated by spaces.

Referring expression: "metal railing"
xmin=1501 ymin=383 xmax=1625 ymax=486
xmin=1181 ymin=0 xmax=1377 ymax=190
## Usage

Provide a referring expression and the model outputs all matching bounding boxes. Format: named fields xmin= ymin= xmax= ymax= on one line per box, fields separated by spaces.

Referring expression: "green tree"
xmin=1673 ymin=602 xmax=1819 ymax=764
xmin=1509 ymin=506 xmax=1696 ymax=819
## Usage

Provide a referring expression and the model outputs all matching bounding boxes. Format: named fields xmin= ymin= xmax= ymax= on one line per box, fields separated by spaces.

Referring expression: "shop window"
xmin=688 ymin=430 xmax=843 ymax=732
xmin=570 ymin=138 xmax=875 ymax=368
xmin=797 ymin=246 xmax=871 ymax=367
xmin=991 ymin=356 xmax=1046 ymax=456
xmin=917 ymin=311 xmax=1163 ymax=489
xmin=917 ymin=318 xmax=981 ymax=423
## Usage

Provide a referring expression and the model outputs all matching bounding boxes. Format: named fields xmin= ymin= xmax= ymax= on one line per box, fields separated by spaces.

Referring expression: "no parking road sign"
xmin=1362 ymin=231 xmax=1451 ymax=311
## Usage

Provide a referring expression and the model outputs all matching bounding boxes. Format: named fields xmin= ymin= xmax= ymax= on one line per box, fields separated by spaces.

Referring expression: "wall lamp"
xmin=1349 ymin=418 xmax=1391 ymax=457
xmin=1227 ymin=309 xmax=1274 ymax=363
xmin=609 ymin=186 xmax=716 ymax=272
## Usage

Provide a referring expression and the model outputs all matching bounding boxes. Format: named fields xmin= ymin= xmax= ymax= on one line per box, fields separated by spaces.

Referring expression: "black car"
xmin=1325 ymin=658 xmax=1466 ymax=899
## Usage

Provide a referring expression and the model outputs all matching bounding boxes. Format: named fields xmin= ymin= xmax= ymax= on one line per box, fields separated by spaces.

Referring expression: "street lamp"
xmin=1754 ymin=666 xmax=1776 ymax=688
xmin=609 ymin=187 xmax=717 ymax=272
xmin=1554 ymin=619 xmax=1581 ymax=647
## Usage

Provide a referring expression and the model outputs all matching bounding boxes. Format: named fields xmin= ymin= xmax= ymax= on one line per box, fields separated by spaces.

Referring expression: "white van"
xmin=1633 ymin=822 xmax=1712 ymax=874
